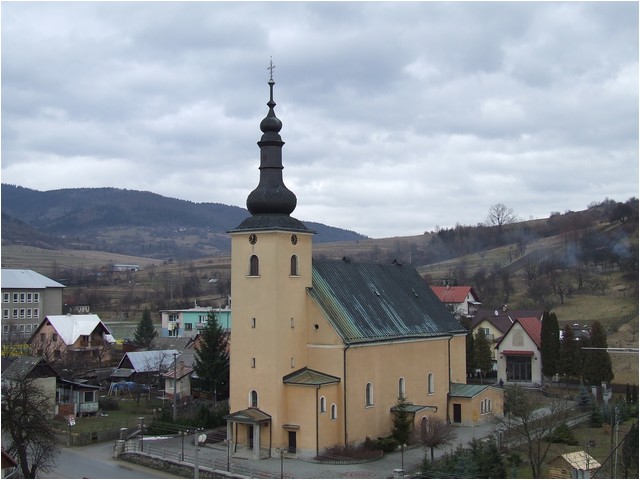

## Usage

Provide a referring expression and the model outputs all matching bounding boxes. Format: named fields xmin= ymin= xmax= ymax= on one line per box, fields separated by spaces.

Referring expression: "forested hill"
xmin=0 ymin=184 xmax=366 ymax=259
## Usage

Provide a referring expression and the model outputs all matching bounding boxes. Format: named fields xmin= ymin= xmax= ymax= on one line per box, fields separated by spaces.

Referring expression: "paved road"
xmin=44 ymin=420 xmax=498 ymax=479
xmin=47 ymin=442 xmax=181 ymax=479
xmin=133 ymin=422 xmax=499 ymax=479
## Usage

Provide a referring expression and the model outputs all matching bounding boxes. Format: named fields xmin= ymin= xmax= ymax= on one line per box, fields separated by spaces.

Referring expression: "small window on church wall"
xmin=251 ymin=317 xmax=256 ymax=328
xmin=398 ymin=377 xmax=406 ymax=398
xmin=365 ymin=383 xmax=374 ymax=407
xmin=290 ymin=255 xmax=299 ymax=276
xmin=251 ymin=357 xmax=256 ymax=368
xmin=249 ymin=255 xmax=259 ymax=276
xmin=249 ymin=390 xmax=258 ymax=408
xmin=331 ymin=404 xmax=337 ymax=420
xmin=428 ymin=373 xmax=435 ymax=394
xmin=320 ymin=396 xmax=327 ymax=413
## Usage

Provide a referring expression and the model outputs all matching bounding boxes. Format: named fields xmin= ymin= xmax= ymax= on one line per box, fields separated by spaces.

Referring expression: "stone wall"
xmin=119 ymin=453 xmax=237 ymax=479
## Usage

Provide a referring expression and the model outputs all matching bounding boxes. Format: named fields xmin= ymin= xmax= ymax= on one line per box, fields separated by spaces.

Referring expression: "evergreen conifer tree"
xmin=391 ymin=395 xmax=413 ymax=446
xmin=466 ymin=330 xmax=476 ymax=376
xmin=582 ymin=321 xmax=614 ymax=385
xmin=133 ymin=309 xmax=157 ymax=348
xmin=474 ymin=329 xmax=493 ymax=383
xmin=558 ymin=325 xmax=581 ymax=380
xmin=540 ymin=310 xmax=560 ymax=379
xmin=193 ymin=312 xmax=230 ymax=403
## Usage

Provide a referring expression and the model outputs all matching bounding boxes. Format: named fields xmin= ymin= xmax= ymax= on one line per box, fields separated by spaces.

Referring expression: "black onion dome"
xmin=259 ymin=79 xmax=283 ymax=135
xmin=246 ymin=77 xmax=297 ymax=216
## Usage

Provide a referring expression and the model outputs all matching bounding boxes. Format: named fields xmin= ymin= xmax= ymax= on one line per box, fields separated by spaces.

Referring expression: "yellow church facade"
xmin=226 ymin=72 xmax=500 ymax=459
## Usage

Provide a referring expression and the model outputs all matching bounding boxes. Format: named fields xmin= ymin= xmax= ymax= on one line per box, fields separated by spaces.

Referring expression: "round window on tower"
xmin=249 ymin=234 xmax=257 ymax=245
xmin=291 ymin=234 xmax=298 ymax=245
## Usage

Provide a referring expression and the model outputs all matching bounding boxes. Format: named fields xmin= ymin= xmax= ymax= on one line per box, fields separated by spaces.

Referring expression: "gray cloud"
xmin=2 ymin=1 xmax=637 ymax=238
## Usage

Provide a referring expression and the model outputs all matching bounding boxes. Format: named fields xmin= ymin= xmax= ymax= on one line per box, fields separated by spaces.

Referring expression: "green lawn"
xmin=53 ymin=396 xmax=167 ymax=434
xmin=508 ymin=421 xmax=636 ymax=478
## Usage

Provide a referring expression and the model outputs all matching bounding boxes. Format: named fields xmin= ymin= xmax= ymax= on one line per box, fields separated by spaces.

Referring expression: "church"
xmin=225 ymin=70 xmax=502 ymax=459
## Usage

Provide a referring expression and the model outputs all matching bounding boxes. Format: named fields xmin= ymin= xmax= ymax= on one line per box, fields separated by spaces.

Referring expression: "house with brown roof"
xmin=161 ymin=360 xmax=194 ymax=404
xmin=430 ymin=285 xmax=481 ymax=319
xmin=495 ymin=316 xmax=543 ymax=385
xmin=1 ymin=356 xmax=59 ymax=418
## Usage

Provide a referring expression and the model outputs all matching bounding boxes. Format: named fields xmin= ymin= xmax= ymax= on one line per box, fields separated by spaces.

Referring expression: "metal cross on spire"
xmin=268 ymin=57 xmax=276 ymax=81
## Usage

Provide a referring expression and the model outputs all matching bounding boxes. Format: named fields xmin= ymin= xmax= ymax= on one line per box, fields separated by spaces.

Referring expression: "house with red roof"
xmin=430 ymin=285 xmax=481 ymax=319
xmin=468 ymin=307 xmax=543 ymax=371
xmin=495 ymin=316 xmax=543 ymax=386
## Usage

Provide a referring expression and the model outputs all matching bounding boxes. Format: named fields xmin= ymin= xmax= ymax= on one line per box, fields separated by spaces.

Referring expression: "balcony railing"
xmin=79 ymin=401 xmax=99 ymax=413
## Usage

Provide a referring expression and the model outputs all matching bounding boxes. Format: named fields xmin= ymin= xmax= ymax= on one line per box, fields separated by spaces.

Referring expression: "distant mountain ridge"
xmin=1 ymin=184 xmax=366 ymax=259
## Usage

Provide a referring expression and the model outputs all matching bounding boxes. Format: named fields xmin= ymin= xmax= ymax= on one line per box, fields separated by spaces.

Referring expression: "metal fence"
xmin=123 ymin=439 xmax=291 ymax=479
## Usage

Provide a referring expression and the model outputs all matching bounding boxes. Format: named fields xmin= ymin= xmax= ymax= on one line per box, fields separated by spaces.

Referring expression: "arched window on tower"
xmin=398 ymin=377 xmax=406 ymax=398
xmin=320 ymin=396 xmax=327 ymax=414
xmin=290 ymin=255 xmax=299 ymax=276
xmin=249 ymin=255 xmax=259 ymax=276
xmin=249 ymin=390 xmax=258 ymax=408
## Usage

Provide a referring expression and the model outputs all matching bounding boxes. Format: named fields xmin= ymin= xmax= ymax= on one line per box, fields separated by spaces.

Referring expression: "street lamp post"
xmin=275 ymin=448 xmax=284 ymax=479
xmin=138 ymin=416 xmax=144 ymax=452
xmin=401 ymin=443 xmax=406 ymax=473
xmin=181 ymin=430 xmax=185 ymax=461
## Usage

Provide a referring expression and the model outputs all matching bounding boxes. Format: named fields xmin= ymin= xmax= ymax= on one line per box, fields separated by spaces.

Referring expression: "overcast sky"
xmin=2 ymin=2 xmax=638 ymax=238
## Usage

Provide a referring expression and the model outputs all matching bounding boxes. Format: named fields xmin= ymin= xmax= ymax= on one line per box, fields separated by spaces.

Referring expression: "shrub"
xmin=98 ymin=397 xmax=120 ymax=411
xmin=545 ymin=423 xmax=578 ymax=445
xmin=316 ymin=441 xmax=382 ymax=461
xmin=364 ymin=435 xmax=398 ymax=453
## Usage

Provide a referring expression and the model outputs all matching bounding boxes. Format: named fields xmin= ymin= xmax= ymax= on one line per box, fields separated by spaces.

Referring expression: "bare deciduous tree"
xmin=496 ymin=385 xmax=571 ymax=478
xmin=1 ymin=378 xmax=59 ymax=478
xmin=420 ymin=415 xmax=456 ymax=462
xmin=487 ymin=203 xmax=518 ymax=233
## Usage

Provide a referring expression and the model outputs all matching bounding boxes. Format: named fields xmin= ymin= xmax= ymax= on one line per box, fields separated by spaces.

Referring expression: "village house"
xmin=161 ymin=360 xmax=194 ymax=405
xmin=468 ymin=307 xmax=543 ymax=371
xmin=225 ymin=75 xmax=503 ymax=460
xmin=160 ymin=305 xmax=231 ymax=338
xmin=495 ymin=316 xmax=543 ymax=385
xmin=1 ymin=356 xmax=58 ymax=418
xmin=113 ymin=349 xmax=179 ymax=388
xmin=28 ymin=314 xmax=115 ymax=371
xmin=430 ymin=285 xmax=481 ymax=319
xmin=56 ymin=378 xmax=101 ymax=418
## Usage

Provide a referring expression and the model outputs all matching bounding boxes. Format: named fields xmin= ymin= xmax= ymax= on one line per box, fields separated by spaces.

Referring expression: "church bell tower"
xmin=227 ymin=61 xmax=314 ymax=458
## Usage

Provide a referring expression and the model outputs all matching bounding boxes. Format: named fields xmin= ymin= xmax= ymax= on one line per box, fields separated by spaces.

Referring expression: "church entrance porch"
xmin=225 ymin=408 xmax=272 ymax=460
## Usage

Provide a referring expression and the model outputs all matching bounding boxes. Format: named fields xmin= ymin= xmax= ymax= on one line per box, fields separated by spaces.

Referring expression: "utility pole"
xmin=173 ymin=352 xmax=178 ymax=421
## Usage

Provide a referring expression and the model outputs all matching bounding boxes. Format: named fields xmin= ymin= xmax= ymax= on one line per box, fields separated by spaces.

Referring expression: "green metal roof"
xmin=390 ymin=404 xmax=438 ymax=414
xmin=309 ymin=260 xmax=466 ymax=344
xmin=225 ymin=408 xmax=272 ymax=424
xmin=283 ymin=367 xmax=341 ymax=386
xmin=449 ymin=383 xmax=493 ymax=398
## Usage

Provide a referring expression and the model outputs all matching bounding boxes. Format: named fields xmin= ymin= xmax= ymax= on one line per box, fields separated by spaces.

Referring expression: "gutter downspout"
xmin=316 ymin=385 xmax=320 ymax=457
xmin=343 ymin=343 xmax=351 ymax=446
xmin=447 ymin=335 xmax=453 ymax=424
